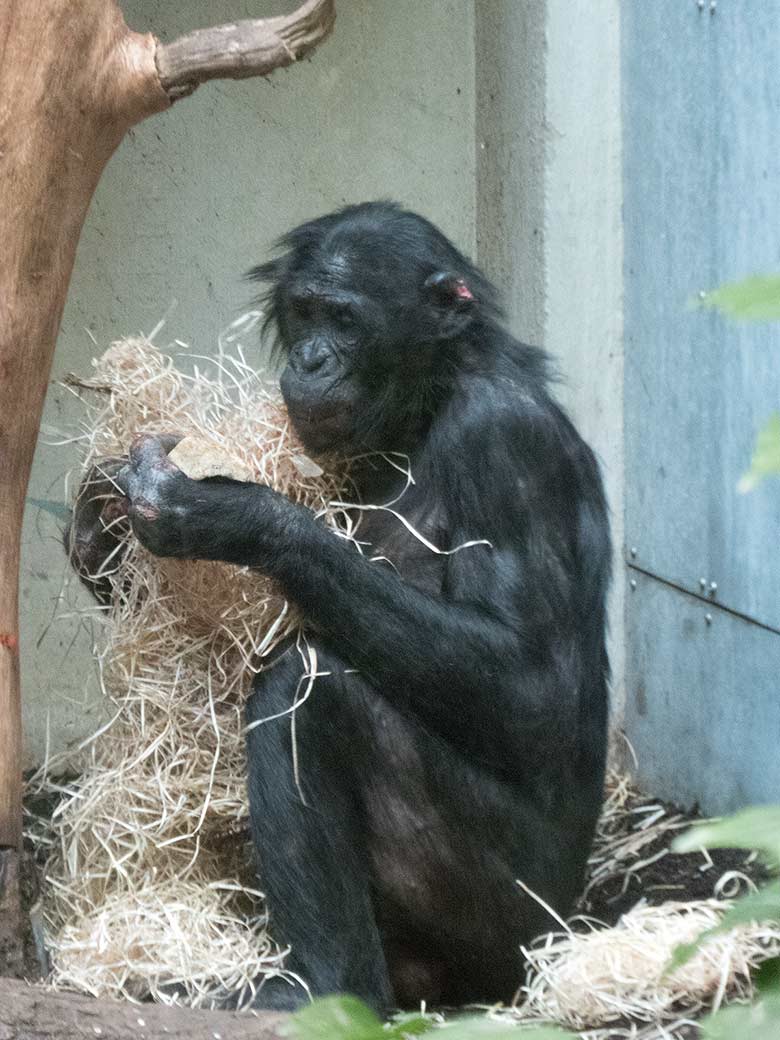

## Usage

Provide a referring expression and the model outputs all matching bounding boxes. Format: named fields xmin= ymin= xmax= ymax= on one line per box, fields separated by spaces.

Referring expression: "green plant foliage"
xmin=699 ymin=994 xmax=780 ymax=1040
xmin=694 ymin=276 xmax=780 ymax=491
xmin=438 ymin=1021 xmax=571 ymax=1040
xmin=738 ymin=413 xmax=780 ymax=492
xmin=287 ymin=996 xmax=576 ymax=1040
xmin=754 ymin=956 xmax=780 ymax=994
xmin=696 ymin=274 xmax=780 ymax=320
xmin=288 ymin=996 xmax=388 ymax=1040
xmin=669 ymin=806 xmax=780 ymax=978
xmin=669 ymin=881 xmax=780 ymax=969
xmin=672 ymin=806 xmax=780 ymax=865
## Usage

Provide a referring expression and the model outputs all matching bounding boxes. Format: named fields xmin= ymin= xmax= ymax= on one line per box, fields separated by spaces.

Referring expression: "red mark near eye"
xmin=455 ymin=280 xmax=474 ymax=301
xmin=0 ymin=634 xmax=19 ymax=651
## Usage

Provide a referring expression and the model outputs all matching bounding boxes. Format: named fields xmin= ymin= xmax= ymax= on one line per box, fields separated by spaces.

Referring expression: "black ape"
xmin=68 ymin=203 xmax=610 ymax=1012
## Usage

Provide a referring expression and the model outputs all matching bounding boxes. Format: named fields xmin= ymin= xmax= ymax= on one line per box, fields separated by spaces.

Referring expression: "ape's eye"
xmin=293 ymin=297 xmax=315 ymax=321
xmin=332 ymin=306 xmax=356 ymax=331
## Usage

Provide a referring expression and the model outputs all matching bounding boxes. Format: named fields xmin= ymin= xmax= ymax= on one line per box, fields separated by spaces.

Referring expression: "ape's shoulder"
xmin=445 ymin=337 xmax=563 ymax=455
xmin=429 ymin=335 xmax=608 ymax=537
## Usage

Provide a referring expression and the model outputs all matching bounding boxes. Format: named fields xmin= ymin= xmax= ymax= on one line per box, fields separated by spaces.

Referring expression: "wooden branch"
xmin=156 ymin=0 xmax=336 ymax=100
xmin=0 ymin=0 xmax=167 ymax=858
xmin=0 ymin=0 xmax=335 ymax=971
xmin=0 ymin=979 xmax=288 ymax=1040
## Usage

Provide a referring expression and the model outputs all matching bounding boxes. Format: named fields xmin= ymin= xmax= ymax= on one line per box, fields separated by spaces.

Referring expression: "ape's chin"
xmin=287 ymin=406 xmax=352 ymax=457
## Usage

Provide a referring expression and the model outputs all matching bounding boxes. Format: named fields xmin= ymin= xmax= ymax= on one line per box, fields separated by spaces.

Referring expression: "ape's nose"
xmin=294 ymin=341 xmax=332 ymax=375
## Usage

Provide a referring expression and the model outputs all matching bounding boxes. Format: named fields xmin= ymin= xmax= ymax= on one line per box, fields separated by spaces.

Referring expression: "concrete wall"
xmin=22 ymin=0 xmax=626 ymax=767
xmin=20 ymin=0 xmax=477 ymax=767
xmin=476 ymin=0 xmax=625 ymax=727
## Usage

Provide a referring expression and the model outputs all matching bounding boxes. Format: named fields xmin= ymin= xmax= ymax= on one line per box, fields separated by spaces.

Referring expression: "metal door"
xmin=622 ymin=1 xmax=780 ymax=812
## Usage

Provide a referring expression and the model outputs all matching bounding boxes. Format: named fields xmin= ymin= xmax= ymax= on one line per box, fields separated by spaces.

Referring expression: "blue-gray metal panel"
xmin=625 ymin=570 xmax=780 ymax=814
xmin=623 ymin=1 xmax=780 ymax=631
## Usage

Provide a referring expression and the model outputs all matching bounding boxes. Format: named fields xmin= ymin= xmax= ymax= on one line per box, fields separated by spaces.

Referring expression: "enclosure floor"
xmin=2 ymin=775 xmax=767 ymax=1039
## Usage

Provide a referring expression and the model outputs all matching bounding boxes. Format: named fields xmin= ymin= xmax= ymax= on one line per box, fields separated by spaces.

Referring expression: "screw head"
xmin=630 ymin=546 xmax=638 ymax=557
xmin=699 ymin=578 xmax=707 ymax=589
xmin=709 ymin=581 xmax=718 ymax=595
xmin=705 ymin=613 xmax=713 ymax=625
xmin=630 ymin=579 xmax=637 ymax=590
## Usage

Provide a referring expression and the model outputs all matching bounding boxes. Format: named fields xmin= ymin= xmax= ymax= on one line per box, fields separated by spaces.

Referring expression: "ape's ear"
xmin=423 ymin=271 xmax=477 ymax=339
xmin=424 ymin=271 xmax=476 ymax=305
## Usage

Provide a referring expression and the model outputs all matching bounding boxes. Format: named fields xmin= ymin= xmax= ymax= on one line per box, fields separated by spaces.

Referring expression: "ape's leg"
xmin=242 ymin=641 xmax=392 ymax=1012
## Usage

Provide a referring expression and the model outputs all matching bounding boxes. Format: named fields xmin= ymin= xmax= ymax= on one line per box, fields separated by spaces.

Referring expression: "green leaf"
xmin=27 ymin=497 xmax=72 ymax=522
xmin=755 ymin=956 xmax=780 ymax=995
xmin=669 ymin=881 xmax=780 ymax=969
xmin=288 ymin=996 xmax=385 ymax=1040
xmin=385 ymin=1014 xmax=435 ymax=1039
xmin=696 ymin=274 xmax=780 ymax=320
xmin=672 ymin=805 xmax=780 ymax=865
xmin=738 ymin=413 xmax=780 ymax=492
xmin=438 ymin=1022 xmax=572 ymax=1040
xmin=700 ymin=993 xmax=780 ymax=1039
xmin=287 ymin=1001 xmax=575 ymax=1040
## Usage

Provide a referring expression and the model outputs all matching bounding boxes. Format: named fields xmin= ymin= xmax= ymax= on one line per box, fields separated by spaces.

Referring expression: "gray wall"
xmin=22 ymin=0 xmax=628 ymax=771
xmin=476 ymin=0 xmax=625 ymax=730
xmin=20 ymin=0 xmax=477 ymax=767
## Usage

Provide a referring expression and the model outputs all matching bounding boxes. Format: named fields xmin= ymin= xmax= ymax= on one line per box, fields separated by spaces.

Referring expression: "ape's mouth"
xmin=286 ymin=401 xmax=353 ymax=454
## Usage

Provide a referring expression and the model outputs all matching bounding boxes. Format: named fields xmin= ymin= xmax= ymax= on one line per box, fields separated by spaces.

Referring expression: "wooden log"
xmin=0 ymin=0 xmax=334 ymax=972
xmin=0 ymin=978 xmax=287 ymax=1040
xmin=0 ymin=850 xmax=26 ymax=980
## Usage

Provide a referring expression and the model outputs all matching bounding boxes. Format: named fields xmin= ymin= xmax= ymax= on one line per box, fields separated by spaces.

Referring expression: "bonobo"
xmin=65 ymin=202 xmax=610 ymax=1012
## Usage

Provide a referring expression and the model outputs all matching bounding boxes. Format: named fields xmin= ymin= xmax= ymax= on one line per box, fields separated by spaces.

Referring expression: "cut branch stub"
xmin=156 ymin=0 xmax=336 ymax=100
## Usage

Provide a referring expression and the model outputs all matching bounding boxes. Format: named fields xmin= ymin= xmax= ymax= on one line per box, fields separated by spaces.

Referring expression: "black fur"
xmin=66 ymin=202 xmax=610 ymax=1012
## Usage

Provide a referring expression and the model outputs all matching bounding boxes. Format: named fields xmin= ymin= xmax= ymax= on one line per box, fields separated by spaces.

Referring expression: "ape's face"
xmin=276 ymin=279 xmax=378 ymax=455
xmin=253 ymin=203 xmax=486 ymax=455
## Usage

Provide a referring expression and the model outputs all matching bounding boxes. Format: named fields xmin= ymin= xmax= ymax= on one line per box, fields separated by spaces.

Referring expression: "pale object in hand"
xmin=169 ymin=435 xmax=324 ymax=483
xmin=168 ymin=436 xmax=255 ymax=483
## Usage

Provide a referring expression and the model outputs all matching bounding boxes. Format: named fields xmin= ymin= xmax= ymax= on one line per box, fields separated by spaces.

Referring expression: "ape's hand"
xmin=116 ymin=434 xmax=221 ymax=559
xmin=65 ymin=456 xmax=133 ymax=604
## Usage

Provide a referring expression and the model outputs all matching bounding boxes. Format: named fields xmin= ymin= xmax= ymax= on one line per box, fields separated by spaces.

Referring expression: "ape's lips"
xmin=285 ymin=399 xmax=352 ymax=452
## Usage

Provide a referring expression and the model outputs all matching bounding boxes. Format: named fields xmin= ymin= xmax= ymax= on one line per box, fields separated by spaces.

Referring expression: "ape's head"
xmin=249 ymin=202 xmax=499 ymax=454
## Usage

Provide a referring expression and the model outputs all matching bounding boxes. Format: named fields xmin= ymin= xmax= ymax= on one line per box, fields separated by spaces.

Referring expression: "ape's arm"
xmin=117 ymin=436 xmax=580 ymax=770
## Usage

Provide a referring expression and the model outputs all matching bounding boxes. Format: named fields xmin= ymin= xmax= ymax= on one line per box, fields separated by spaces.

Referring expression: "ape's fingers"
xmin=129 ymin=433 xmax=180 ymax=469
xmin=113 ymin=464 xmax=131 ymax=497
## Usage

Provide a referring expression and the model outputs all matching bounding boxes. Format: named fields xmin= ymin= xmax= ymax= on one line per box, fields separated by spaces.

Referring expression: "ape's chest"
xmin=354 ymin=507 xmax=448 ymax=596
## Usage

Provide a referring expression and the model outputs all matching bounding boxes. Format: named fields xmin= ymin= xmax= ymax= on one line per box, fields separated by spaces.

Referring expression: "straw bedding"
xmin=35 ymin=329 xmax=351 ymax=1007
xmin=506 ymin=773 xmax=780 ymax=1039
xmin=30 ymin=331 xmax=780 ymax=1035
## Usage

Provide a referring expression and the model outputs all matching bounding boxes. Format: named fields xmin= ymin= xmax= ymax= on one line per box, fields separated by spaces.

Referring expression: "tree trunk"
xmin=0 ymin=978 xmax=287 ymax=1040
xmin=0 ymin=0 xmax=333 ymax=973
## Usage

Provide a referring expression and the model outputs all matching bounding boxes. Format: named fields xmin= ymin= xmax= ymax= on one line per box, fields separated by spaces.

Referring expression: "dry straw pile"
xmin=36 ymin=327 xmax=350 ymax=1007
xmin=506 ymin=773 xmax=780 ymax=1039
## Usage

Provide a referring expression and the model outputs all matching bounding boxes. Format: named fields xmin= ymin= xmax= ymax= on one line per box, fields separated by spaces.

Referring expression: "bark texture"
xmin=157 ymin=0 xmax=336 ymax=99
xmin=0 ymin=0 xmax=334 ymax=972
xmin=0 ymin=979 xmax=287 ymax=1040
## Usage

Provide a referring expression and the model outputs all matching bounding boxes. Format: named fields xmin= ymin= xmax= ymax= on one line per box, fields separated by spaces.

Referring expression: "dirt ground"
xmin=583 ymin=799 xmax=767 ymax=928
xmin=0 ymin=775 xmax=770 ymax=1039
xmin=574 ymin=778 xmax=768 ymax=1040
